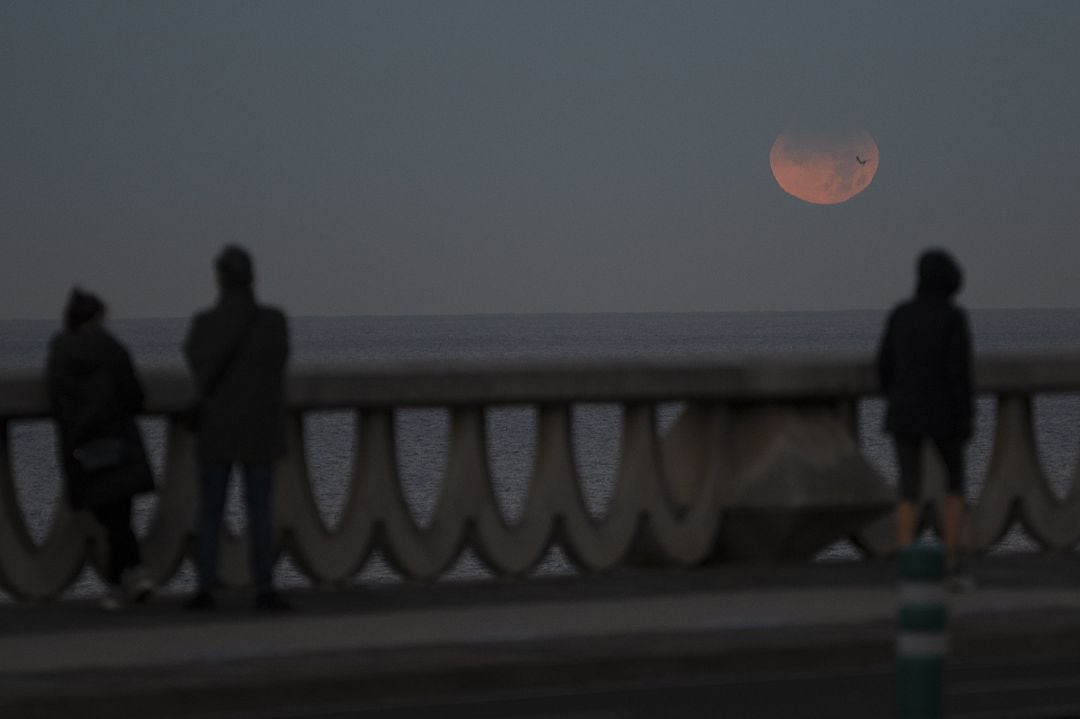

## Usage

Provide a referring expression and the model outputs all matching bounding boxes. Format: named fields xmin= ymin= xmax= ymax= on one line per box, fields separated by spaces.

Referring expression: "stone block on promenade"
xmin=715 ymin=403 xmax=893 ymax=561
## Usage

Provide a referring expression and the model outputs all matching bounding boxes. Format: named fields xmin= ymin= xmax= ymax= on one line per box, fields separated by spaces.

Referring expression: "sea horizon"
xmin=2 ymin=305 xmax=1080 ymax=324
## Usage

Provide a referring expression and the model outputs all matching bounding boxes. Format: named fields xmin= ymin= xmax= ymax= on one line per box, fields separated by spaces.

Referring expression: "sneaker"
xmin=99 ymin=587 xmax=127 ymax=611
xmin=121 ymin=566 xmax=154 ymax=604
xmin=184 ymin=590 xmax=217 ymax=611
xmin=949 ymin=572 xmax=976 ymax=594
xmin=253 ymin=591 xmax=292 ymax=613
xmin=948 ymin=559 xmax=976 ymax=594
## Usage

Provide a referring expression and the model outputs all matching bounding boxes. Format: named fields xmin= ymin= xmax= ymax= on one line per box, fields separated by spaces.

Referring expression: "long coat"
xmin=183 ymin=290 xmax=289 ymax=464
xmin=876 ymin=297 xmax=973 ymax=440
xmin=46 ymin=327 xmax=155 ymax=509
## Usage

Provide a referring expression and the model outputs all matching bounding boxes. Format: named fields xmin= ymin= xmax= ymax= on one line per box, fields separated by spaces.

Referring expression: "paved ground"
xmin=3 ymin=556 xmax=1080 ymax=718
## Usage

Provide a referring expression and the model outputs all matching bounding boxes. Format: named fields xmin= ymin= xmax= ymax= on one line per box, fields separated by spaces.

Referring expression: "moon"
xmin=769 ymin=129 xmax=879 ymax=205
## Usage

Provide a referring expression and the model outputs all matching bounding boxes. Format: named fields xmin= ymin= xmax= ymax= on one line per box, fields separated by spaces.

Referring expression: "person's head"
xmin=64 ymin=288 xmax=106 ymax=332
xmin=916 ymin=248 xmax=963 ymax=299
xmin=215 ymin=245 xmax=254 ymax=292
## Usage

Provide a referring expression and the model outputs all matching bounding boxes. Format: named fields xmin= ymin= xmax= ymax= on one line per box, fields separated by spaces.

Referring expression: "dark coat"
xmin=46 ymin=327 xmax=155 ymax=510
xmin=183 ymin=290 xmax=289 ymax=464
xmin=876 ymin=254 xmax=974 ymax=439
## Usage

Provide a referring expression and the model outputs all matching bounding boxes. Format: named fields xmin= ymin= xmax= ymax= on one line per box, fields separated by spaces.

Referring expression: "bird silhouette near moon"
xmin=769 ymin=129 xmax=879 ymax=205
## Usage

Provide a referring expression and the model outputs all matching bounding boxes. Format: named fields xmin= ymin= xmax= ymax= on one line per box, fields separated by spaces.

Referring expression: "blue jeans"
xmin=195 ymin=462 xmax=275 ymax=595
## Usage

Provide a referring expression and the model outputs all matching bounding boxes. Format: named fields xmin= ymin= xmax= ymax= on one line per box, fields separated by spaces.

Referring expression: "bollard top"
xmin=899 ymin=540 xmax=945 ymax=581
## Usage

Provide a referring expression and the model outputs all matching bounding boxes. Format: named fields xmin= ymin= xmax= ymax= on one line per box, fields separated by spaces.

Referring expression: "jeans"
xmin=194 ymin=462 xmax=275 ymax=594
xmin=91 ymin=496 xmax=141 ymax=586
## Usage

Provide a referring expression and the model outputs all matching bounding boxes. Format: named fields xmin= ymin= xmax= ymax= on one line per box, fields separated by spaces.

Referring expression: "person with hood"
xmin=877 ymin=249 xmax=973 ymax=588
xmin=183 ymin=245 xmax=290 ymax=611
xmin=46 ymin=289 xmax=156 ymax=610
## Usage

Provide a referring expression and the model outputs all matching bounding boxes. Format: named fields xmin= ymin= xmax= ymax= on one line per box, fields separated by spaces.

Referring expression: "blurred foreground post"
xmin=897 ymin=540 xmax=947 ymax=718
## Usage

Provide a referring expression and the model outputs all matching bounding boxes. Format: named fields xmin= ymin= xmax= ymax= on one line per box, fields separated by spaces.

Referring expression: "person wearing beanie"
xmin=47 ymin=288 xmax=156 ymax=610
xmin=877 ymin=249 xmax=974 ymax=590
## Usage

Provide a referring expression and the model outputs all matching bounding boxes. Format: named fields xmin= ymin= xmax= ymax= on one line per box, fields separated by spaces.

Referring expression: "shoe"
xmin=948 ymin=559 xmax=976 ymax=594
xmin=184 ymin=590 xmax=217 ymax=611
xmin=253 ymin=591 xmax=292 ymax=613
xmin=949 ymin=572 xmax=976 ymax=594
xmin=99 ymin=587 xmax=127 ymax=611
xmin=121 ymin=566 xmax=154 ymax=604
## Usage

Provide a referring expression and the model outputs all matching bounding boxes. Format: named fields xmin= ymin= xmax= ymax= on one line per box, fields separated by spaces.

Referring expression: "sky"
xmin=2 ymin=1 xmax=1079 ymax=319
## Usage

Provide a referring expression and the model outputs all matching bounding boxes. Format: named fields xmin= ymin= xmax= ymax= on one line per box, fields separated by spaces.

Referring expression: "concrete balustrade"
xmin=1 ymin=355 xmax=1079 ymax=602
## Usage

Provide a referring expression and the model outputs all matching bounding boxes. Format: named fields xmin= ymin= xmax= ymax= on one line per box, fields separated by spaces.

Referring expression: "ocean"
xmin=3 ymin=309 xmax=1080 ymax=600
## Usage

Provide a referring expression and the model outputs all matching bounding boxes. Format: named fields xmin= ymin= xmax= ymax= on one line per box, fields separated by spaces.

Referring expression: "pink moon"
xmin=769 ymin=130 xmax=879 ymax=205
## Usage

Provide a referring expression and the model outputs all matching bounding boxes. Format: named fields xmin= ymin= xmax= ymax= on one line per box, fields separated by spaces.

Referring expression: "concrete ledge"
xmin=5 ymin=353 xmax=1080 ymax=417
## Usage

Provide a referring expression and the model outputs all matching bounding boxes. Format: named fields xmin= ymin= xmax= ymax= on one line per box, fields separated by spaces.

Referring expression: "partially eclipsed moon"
xmin=769 ymin=129 xmax=879 ymax=205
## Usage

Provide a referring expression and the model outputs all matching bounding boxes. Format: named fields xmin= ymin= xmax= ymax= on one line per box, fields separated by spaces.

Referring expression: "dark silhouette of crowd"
xmin=47 ymin=245 xmax=974 ymax=609
xmin=47 ymin=245 xmax=290 ymax=611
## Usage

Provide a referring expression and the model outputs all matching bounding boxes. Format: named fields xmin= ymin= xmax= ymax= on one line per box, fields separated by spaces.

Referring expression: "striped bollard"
xmin=898 ymin=540 xmax=948 ymax=718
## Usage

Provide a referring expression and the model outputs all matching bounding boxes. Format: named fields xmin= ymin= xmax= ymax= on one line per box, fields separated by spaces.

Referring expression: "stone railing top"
xmin=2 ymin=353 xmax=1080 ymax=419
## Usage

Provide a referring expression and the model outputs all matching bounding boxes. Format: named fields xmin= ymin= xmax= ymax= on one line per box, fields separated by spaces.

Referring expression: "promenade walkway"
xmin=3 ymin=556 xmax=1080 ymax=718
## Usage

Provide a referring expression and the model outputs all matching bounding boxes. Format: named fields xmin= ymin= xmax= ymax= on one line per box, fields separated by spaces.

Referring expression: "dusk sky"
xmin=3 ymin=2 xmax=1079 ymax=319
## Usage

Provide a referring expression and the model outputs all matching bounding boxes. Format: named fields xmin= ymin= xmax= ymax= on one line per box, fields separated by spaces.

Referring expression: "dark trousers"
xmin=91 ymin=497 xmax=141 ymax=586
xmin=194 ymin=462 xmax=275 ymax=595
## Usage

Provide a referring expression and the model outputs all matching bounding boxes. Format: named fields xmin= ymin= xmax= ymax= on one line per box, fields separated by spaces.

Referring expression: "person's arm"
xmin=948 ymin=310 xmax=974 ymax=439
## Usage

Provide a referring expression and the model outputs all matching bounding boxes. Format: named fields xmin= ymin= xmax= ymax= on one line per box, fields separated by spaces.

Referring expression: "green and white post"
xmin=898 ymin=540 xmax=948 ymax=719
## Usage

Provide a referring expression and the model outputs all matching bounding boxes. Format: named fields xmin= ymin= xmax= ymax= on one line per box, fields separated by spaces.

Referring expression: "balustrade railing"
xmin=2 ymin=355 xmax=1079 ymax=601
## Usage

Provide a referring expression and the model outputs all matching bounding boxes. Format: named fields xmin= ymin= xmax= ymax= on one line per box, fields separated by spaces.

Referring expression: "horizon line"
xmin=2 ymin=305 xmax=1079 ymax=323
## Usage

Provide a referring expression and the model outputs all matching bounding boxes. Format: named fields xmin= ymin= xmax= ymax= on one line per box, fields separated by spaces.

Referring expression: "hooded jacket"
xmin=876 ymin=251 xmax=974 ymax=439
xmin=46 ymin=326 xmax=155 ymax=509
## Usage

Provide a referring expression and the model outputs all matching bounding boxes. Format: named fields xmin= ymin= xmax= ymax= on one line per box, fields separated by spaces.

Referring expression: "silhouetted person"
xmin=47 ymin=289 xmax=155 ymax=610
xmin=184 ymin=246 xmax=290 ymax=611
xmin=877 ymin=249 xmax=973 ymax=588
